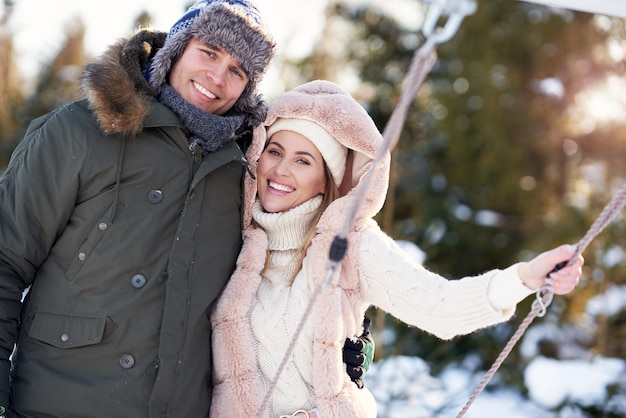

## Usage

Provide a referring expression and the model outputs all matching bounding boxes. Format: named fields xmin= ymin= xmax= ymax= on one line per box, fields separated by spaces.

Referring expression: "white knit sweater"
xmin=247 ymin=196 xmax=533 ymax=416
xmin=250 ymin=197 xmax=322 ymax=416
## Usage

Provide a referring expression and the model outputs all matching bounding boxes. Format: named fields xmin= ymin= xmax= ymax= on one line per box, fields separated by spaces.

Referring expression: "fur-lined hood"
xmin=244 ymin=80 xmax=391 ymax=229
xmin=80 ymin=29 xmax=269 ymax=137
xmin=80 ymin=30 xmax=164 ymax=137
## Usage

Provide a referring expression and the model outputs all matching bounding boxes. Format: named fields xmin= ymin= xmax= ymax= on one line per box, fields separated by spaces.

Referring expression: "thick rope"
xmin=338 ymin=46 xmax=437 ymax=239
xmin=254 ymin=3 xmax=478 ymax=414
xmin=253 ymin=42 xmax=438 ymax=418
xmin=456 ymin=182 xmax=626 ymax=417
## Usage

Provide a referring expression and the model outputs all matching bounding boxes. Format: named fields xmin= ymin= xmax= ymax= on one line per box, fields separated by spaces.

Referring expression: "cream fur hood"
xmin=242 ymin=79 xmax=391 ymax=229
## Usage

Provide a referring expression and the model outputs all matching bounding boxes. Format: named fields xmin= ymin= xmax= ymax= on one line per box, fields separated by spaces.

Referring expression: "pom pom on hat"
xmin=266 ymin=118 xmax=348 ymax=186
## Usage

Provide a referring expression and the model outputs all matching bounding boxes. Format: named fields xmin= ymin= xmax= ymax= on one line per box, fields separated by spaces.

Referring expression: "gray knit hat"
xmin=149 ymin=0 xmax=275 ymax=121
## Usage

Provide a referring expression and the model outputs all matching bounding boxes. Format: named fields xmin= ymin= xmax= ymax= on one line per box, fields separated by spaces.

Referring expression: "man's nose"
xmin=208 ymin=63 xmax=228 ymax=85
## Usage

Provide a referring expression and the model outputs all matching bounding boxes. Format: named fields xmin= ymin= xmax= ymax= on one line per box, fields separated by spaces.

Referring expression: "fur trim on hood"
xmin=80 ymin=30 xmax=165 ymax=137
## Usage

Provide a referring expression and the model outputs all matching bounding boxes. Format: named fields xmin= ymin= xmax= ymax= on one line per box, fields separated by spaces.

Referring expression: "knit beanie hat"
xmin=266 ymin=118 xmax=348 ymax=186
xmin=148 ymin=0 xmax=275 ymax=119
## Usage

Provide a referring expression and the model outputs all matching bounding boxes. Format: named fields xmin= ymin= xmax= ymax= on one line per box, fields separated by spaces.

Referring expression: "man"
xmin=1 ymin=1 xmax=270 ymax=417
xmin=0 ymin=1 xmax=372 ymax=416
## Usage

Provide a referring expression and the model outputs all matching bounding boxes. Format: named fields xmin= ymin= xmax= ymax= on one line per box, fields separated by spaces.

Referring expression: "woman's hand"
xmin=518 ymin=244 xmax=584 ymax=295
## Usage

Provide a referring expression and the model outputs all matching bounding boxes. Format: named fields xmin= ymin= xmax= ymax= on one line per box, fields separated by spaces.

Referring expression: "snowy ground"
xmin=365 ymin=353 xmax=626 ymax=417
xmin=365 ymin=282 xmax=626 ymax=417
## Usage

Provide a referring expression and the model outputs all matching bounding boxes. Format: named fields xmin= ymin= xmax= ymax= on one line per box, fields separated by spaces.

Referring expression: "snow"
xmin=525 ymin=356 xmax=625 ymax=409
xmin=365 ymin=242 xmax=626 ymax=417
xmin=586 ymin=284 xmax=626 ymax=317
xmin=365 ymin=354 xmax=626 ymax=417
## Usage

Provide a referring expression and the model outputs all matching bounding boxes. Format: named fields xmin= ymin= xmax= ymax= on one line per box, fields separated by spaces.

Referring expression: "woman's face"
xmin=256 ymin=130 xmax=327 ymax=213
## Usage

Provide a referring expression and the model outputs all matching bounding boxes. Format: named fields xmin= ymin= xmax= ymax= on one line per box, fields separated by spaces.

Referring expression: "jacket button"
xmin=119 ymin=354 xmax=135 ymax=369
xmin=78 ymin=252 xmax=86 ymax=261
xmin=131 ymin=274 xmax=146 ymax=289
xmin=147 ymin=189 xmax=163 ymax=204
xmin=60 ymin=333 xmax=70 ymax=342
xmin=98 ymin=222 xmax=108 ymax=231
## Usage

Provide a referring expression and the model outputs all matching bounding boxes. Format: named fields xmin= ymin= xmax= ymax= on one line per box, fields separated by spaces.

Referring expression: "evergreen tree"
xmin=286 ymin=0 xmax=625 ymax=384
xmin=19 ymin=19 xmax=87 ymax=129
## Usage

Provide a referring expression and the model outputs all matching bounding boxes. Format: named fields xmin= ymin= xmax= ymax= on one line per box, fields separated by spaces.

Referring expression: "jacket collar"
xmin=79 ymin=30 xmax=172 ymax=137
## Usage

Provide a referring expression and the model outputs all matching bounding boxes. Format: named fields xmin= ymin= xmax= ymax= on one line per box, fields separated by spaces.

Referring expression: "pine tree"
xmin=284 ymin=0 xmax=625 ymax=384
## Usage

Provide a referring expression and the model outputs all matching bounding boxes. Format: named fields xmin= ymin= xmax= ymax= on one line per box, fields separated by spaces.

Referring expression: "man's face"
xmin=169 ymin=38 xmax=250 ymax=115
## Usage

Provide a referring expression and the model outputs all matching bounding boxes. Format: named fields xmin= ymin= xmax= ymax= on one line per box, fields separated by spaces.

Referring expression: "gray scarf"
xmin=158 ymin=83 xmax=245 ymax=156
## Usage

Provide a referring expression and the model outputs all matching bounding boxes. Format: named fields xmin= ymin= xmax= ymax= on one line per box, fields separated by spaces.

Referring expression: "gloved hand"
xmin=342 ymin=316 xmax=375 ymax=389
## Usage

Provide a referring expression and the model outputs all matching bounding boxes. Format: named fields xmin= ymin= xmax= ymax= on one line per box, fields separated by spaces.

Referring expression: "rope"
xmin=254 ymin=3 xmax=475 ymax=415
xmin=456 ymin=182 xmax=626 ymax=417
xmin=253 ymin=43 xmax=438 ymax=418
xmin=338 ymin=47 xmax=438 ymax=239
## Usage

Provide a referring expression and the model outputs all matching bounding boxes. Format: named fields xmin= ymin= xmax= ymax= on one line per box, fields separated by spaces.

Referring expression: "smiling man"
xmin=0 ymin=1 xmax=274 ymax=417
xmin=0 ymin=0 xmax=377 ymax=415
xmin=168 ymin=40 xmax=250 ymax=115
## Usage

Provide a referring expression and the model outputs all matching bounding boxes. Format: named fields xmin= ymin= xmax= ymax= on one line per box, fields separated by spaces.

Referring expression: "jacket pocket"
xmin=28 ymin=311 xmax=111 ymax=349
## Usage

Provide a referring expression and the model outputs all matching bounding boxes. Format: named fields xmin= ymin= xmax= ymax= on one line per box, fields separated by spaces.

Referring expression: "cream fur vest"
xmin=211 ymin=218 xmax=378 ymax=417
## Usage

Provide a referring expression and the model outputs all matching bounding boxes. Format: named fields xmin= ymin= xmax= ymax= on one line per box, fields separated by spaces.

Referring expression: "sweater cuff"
xmin=487 ymin=263 xmax=534 ymax=312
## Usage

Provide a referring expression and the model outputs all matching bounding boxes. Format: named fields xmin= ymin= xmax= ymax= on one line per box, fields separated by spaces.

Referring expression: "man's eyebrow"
xmin=204 ymin=42 xmax=222 ymax=51
xmin=204 ymin=43 xmax=249 ymax=76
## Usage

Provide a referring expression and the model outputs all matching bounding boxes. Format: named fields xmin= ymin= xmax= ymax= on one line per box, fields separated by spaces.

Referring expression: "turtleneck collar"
xmin=252 ymin=196 xmax=323 ymax=251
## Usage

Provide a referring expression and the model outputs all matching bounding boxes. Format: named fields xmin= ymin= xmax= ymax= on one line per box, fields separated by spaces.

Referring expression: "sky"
xmin=8 ymin=0 xmax=422 ymax=97
xmin=10 ymin=0 xmax=625 ymax=68
xmin=9 ymin=0 xmax=626 ymax=99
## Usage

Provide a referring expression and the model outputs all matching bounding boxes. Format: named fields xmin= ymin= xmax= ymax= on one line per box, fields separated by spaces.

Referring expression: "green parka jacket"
xmin=0 ymin=30 xmax=260 ymax=417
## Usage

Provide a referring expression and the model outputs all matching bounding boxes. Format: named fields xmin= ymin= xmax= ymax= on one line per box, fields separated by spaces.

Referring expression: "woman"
xmin=210 ymin=80 xmax=583 ymax=418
